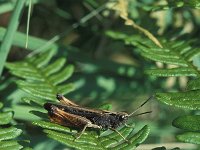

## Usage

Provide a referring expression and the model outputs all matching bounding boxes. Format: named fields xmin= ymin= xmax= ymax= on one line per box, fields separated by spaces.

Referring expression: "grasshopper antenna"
xmin=130 ymin=111 xmax=152 ymax=118
xmin=128 ymin=95 xmax=154 ymax=117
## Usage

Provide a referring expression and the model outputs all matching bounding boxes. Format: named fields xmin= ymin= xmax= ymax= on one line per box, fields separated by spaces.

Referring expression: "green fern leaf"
xmin=0 ymin=141 xmax=23 ymax=150
xmin=145 ymin=68 xmax=197 ymax=77
xmin=0 ymin=111 xmax=13 ymax=125
xmin=173 ymin=115 xmax=200 ymax=131
xmin=0 ymin=103 xmax=29 ymax=150
xmin=155 ymin=74 xmax=200 ymax=111
xmin=6 ymin=51 xmax=75 ymax=101
xmin=176 ymin=132 xmax=200 ymax=144
xmin=172 ymin=115 xmax=200 ymax=144
xmin=33 ymin=120 xmax=149 ymax=150
xmin=0 ymin=127 xmax=22 ymax=141
xmin=187 ymin=78 xmax=200 ymax=90
xmin=156 ymin=91 xmax=200 ymax=110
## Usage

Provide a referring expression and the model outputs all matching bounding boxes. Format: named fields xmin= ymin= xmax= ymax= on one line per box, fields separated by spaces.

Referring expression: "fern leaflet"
xmin=0 ymin=102 xmax=30 ymax=150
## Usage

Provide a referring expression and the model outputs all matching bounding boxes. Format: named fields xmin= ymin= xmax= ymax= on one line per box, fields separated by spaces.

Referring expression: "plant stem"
xmin=0 ymin=0 xmax=26 ymax=77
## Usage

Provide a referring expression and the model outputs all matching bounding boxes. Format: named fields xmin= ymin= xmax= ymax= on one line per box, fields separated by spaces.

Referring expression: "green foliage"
xmin=176 ymin=132 xmax=200 ymax=144
xmin=156 ymin=78 xmax=200 ymax=144
xmin=167 ymin=0 xmax=200 ymax=8
xmin=172 ymin=115 xmax=200 ymax=144
xmin=106 ymin=31 xmax=200 ymax=145
xmin=0 ymin=102 xmax=28 ymax=150
xmin=2 ymin=0 xmax=200 ymax=149
xmin=173 ymin=115 xmax=200 ymax=131
xmin=0 ymin=0 xmax=26 ymax=76
xmin=0 ymin=111 xmax=13 ymax=125
xmin=0 ymin=27 xmax=57 ymax=52
xmin=139 ymin=0 xmax=200 ymax=11
xmin=33 ymin=121 xmax=150 ymax=150
xmin=6 ymin=51 xmax=150 ymax=149
xmin=6 ymin=51 xmax=74 ymax=102
xmin=106 ymin=31 xmax=200 ymax=78
xmin=156 ymin=91 xmax=200 ymax=110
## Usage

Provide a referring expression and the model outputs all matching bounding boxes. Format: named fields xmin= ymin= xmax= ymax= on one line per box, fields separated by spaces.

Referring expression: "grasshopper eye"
xmin=119 ymin=115 xmax=126 ymax=121
xmin=119 ymin=114 xmax=129 ymax=121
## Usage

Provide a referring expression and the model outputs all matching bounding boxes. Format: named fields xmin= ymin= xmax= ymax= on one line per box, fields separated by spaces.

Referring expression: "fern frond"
xmin=106 ymin=31 xmax=200 ymax=77
xmin=33 ymin=120 xmax=150 ymax=150
xmin=0 ymin=102 xmax=29 ymax=150
xmin=6 ymin=51 xmax=75 ymax=101
xmin=156 ymin=84 xmax=200 ymax=110
xmin=109 ymin=0 xmax=162 ymax=48
xmin=106 ymin=31 xmax=200 ymax=145
xmin=169 ymin=80 xmax=200 ymax=144
xmin=156 ymin=79 xmax=200 ymax=144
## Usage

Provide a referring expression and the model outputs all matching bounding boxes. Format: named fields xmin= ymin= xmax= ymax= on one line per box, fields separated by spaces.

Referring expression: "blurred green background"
xmin=1 ymin=0 xmax=200 ymax=149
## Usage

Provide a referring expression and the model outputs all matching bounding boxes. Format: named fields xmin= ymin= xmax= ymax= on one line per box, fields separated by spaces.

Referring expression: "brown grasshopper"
xmin=44 ymin=94 xmax=152 ymax=142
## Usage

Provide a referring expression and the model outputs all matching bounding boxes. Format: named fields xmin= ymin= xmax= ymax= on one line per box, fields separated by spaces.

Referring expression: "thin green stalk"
xmin=0 ymin=0 xmax=26 ymax=77
xmin=26 ymin=0 xmax=32 ymax=48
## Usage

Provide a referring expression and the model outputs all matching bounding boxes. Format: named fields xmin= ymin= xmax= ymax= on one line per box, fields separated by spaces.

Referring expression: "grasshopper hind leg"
xmin=74 ymin=123 xmax=102 ymax=140
xmin=74 ymin=124 xmax=87 ymax=140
